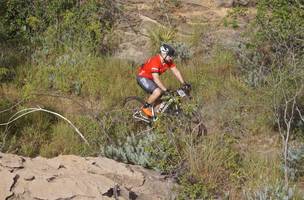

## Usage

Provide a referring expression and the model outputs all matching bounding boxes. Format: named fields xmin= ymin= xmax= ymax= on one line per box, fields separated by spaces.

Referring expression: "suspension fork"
xmin=159 ymin=99 xmax=174 ymax=114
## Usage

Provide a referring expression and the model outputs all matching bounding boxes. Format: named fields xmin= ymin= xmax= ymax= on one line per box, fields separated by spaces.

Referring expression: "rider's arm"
xmin=152 ymin=73 xmax=167 ymax=91
xmin=170 ymin=67 xmax=185 ymax=84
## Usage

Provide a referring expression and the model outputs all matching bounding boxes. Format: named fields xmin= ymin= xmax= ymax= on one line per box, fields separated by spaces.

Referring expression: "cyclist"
xmin=136 ymin=43 xmax=190 ymax=117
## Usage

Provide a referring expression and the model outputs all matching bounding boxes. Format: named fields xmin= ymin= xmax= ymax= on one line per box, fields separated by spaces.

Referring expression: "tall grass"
xmin=242 ymin=151 xmax=281 ymax=190
xmin=23 ymin=52 xmax=143 ymax=109
xmin=175 ymin=48 xmax=282 ymax=198
xmin=186 ymin=134 xmax=241 ymax=193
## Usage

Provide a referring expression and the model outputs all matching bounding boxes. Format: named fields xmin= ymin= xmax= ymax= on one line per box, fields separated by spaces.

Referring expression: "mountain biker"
xmin=136 ymin=43 xmax=190 ymax=117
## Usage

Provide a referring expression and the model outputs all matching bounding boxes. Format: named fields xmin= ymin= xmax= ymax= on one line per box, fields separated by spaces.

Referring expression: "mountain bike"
xmin=123 ymin=86 xmax=207 ymax=137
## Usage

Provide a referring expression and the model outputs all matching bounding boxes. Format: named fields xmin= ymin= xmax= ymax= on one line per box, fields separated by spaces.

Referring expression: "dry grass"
xmin=178 ymin=49 xmax=283 ymax=198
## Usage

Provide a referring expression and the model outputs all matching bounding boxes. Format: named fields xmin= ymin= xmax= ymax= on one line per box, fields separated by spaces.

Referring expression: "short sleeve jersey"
xmin=138 ymin=55 xmax=176 ymax=80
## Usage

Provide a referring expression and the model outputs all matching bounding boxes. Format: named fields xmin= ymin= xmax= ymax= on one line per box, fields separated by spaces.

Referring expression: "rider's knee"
xmin=153 ymin=88 xmax=162 ymax=97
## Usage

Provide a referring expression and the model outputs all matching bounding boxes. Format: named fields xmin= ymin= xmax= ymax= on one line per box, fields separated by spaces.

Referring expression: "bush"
xmin=102 ymin=116 xmax=183 ymax=172
xmin=286 ymin=145 xmax=304 ymax=182
xmin=103 ymin=132 xmax=156 ymax=167
xmin=236 ymin=2 xmax=304 ymax=173
xmin=223 ymin=6 xmax=249 ymax=29
xmin=0 ymin=0 xmax=120 ymax=57
xmin=148 ymin=26 xmax=176 ymax=55
xmin=172 ymin=42 xmax=192 ymax=62
xmin=0 ymin=43 xmax=27 ymax=83
xmin=0 ymin=67 xmax=9 ymax=83
xmin=146 ymin=130 xmax=181 ymax=172
xmin=243 ymin=183 xmax=299 ymax=200
xmin=103 ymin=98 xmax=205 ymax=173
xmin=177 ymin=174 xmax=211 ymax=200
xmin=238 ymin=0 xmax=304 ymax=87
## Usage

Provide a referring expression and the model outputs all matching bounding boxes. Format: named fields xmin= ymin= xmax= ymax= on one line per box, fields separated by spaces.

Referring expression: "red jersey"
xmin=138 ymin=55 xmax=176 ymax=80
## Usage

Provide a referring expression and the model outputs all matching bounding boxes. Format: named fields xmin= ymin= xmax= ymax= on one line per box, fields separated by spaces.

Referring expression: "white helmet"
xmin=160 ymin=44 xmax=175 ymax=57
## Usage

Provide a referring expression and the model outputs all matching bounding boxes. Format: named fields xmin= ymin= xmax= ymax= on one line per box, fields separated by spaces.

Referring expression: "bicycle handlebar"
xmin=162 ymin=87 xmax=191 ymax=99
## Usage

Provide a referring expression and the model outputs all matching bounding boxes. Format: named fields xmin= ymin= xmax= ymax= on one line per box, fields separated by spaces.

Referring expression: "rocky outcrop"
xmin=115 ymin=0 xmax=255 ymax=62
xmin=0 ymin=153 xmax=176 ymax=200
xmin=215 ymin=0 xmax=255 ymax=7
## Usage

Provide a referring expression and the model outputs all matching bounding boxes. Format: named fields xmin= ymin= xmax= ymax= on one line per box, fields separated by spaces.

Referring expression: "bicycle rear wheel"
xmin=123 ymin=96 xmax=145 ymax=112
xmin=123 ymin=96 xmax=153 ymax=124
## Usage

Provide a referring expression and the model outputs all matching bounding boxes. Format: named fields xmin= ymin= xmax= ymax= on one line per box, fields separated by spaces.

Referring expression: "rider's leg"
xmin=142 ymin=88 xmax=162 ymax=117
xmin=146 ymin=88 xmax=162 ymax=104
xmin=153 ymin=96 xmax=162 ymax=112
xmin=137 ymin=76 xmax=161 ymax=117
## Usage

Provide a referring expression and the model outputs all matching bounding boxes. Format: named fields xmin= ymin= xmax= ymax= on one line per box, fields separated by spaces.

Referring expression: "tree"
xmin=239 ymin=0 xmax=304 ymax=186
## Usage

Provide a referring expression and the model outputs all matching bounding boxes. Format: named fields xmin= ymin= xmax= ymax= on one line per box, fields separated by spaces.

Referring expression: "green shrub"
xmin=102 ymin=115 xmax=184 ymax=172
xmin=172 ymin=42 xmax=192 ymax=62
xmin=222 ymin=6 xmax=248 ymax=29
xmin=73 ymin=115 xmax=104 ymax=155
xmin=243 ymin=182 xmax=300 ymax=200
xmin=177 ymin=174 xmax=211 ymax=200
xmin=148 ymin=26 xmax=176 ymax=54
xmin=103 ymin=100 xmax=204 ymax=172
xmin=103 ymin=132 xmax=156 ymax=167
xmin=238 ymin=0 xmax=304 ymax=87
xmin=0 ymin=67 xmax=9 ymax=82
xmin=146 ymin=131 xmax=181 ymax=172
xmin=1 ymin=0 xmax=120 ymax=56
xmin=286 ymin=145 xmax=304 ymax=181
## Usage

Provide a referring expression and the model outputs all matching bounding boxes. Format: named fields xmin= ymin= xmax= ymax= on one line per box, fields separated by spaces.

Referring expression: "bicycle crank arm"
xmin=133 ymin=112 xmax=152 ymax=123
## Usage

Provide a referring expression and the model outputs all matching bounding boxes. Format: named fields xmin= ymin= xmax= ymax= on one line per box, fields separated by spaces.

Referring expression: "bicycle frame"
xmin=132 ymin=88 xmax=187 ymax=123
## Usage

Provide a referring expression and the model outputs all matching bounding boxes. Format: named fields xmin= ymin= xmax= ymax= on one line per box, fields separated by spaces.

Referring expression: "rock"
xmin=24 ymin=175 xmax=35 ymax=181
xmin=114 ymin=0 xmax=250 ymax=61
xmin=0 ymin=152 xmax=24 ymax=169
xmin=0 ymin=169 xmax=16 ymax=200
xmin=0 ymin=153 xmax=176 ymax=199
xmin=215 ymin=0 xmax=254 ymax=7
xmin=215 ymin=0 xmax=234 ymax=7
xmin=235 ymin=0 xmax=251 ymax=6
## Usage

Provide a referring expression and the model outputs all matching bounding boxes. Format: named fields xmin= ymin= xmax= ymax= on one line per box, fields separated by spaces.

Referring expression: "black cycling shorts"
xmin=136 ymin=76 xmax=158 ymax=94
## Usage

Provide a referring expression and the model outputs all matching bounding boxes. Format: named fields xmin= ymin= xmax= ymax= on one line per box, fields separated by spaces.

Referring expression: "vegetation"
xmin=238 ymin=0 xmax=304 ymax=190
xmin=1 ymin=0 xmax=304 ymax=198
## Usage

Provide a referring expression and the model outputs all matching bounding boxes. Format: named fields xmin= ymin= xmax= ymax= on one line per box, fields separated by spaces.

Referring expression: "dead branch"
xmin=0 ymin=107 xmax=89 ymax=145
xmin=296 ymin=106 xmax=304 ymax=122
xmin=0 ymin=99 xmax=25 ymax=114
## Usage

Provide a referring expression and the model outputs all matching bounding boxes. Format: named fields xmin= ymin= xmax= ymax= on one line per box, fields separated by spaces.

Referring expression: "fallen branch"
xmin=0 ymin=99 xmax=25 ymax=114
xmin=0 ymin=106 xmax=89 ymax=145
